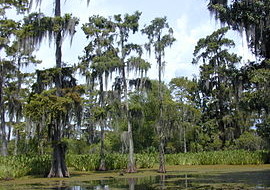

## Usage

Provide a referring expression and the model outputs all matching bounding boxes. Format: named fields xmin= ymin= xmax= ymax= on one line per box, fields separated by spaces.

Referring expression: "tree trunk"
xmin=55 ymin=32 xmax=62 ymax=70
xmin=98 ymin=123 xmax=106 ymax=171
xmin=98 ymin=75 xmax=107 ymax=171
xmin=122 ymin=66 xmax=136 ymax=173
xmin=14 ymin=129 xmax=19 ymax=155
xmin=183 ymin=126 xmax=187 ymax=153
xmin=54 ymin=0 xmax=61 ymax=18
xmin=87 ymin=124 xmax=95 ymax=144
xmin=48 ymin=141 xmax=69 ymax=178
xmin=47 ymin=0 xmax=69 ymax=178
xmin=157 ymin=53 xmax=166 ymax=173
xmin=126 ymin=120 xmax=136 ymax=173
xmin=7 ymin=124 xmax=11 ymax=142
xmin=48 ymin=122 xmax=69 ymax=178
xmin=0 ymin=72 xmax=8 ymax=156
xmin=158 ymin=129 xmax=166 ymax=173
xmin=0 ymin=122 xmax=8 ymax=157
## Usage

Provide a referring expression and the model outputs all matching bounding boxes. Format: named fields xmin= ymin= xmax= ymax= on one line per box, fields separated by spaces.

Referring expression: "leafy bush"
xmin=235 ymin=131 xmax=265 ymax=151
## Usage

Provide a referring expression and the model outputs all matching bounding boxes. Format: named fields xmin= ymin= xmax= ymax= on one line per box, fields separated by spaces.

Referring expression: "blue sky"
xmin=33 ymin=0 xmax=252 ymax=82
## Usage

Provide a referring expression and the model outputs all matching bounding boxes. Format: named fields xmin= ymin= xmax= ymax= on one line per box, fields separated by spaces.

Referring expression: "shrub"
xmin=235 ymin=131 xmax=265 ymax=151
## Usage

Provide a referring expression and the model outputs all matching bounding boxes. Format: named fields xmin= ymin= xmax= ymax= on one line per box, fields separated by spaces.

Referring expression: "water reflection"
xmin=64 ymin=170 xmax=270 ymax=190
xmin=3 ymin=169 xmax=270 ymax=190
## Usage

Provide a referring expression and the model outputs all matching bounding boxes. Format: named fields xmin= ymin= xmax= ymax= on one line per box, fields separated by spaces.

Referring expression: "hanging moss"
xmin=208 ymin=0 xmax=270 ymax=58
xmin=18 ymin=12 xmax=79 ymax=51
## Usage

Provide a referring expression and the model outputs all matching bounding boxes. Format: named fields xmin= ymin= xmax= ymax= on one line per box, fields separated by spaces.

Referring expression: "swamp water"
xmin=1 ymin=166 xmax=270 ymax=189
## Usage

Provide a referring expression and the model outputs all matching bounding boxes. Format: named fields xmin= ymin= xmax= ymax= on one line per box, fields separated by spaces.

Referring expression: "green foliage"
xmin=257 ymin=116 xmax=270 ymax=143
xmin=67 ymin=150 xmax=269 ymax=172
xmin=192 ymin=27 xmax=244 ymax=147
xmin=67 ymin=153 xmax=128 ymax=171
xmin=67 ymin=154 xmax=100 ymax=171
xmin=24 ymin=90 xmax=73 ymax=122
xmin=0 ymin=150 xmax=268 ymax=179
xmin=0 ymin=155 xmax=51 ymax=179
xmin=68 ymin=153 xmax=157 ymax=171
xmin=208 ymin=0 xmax=270 ymax=58
xmin=166 ymin=150 xmax=269 ymax=165
xmin=142 ymin=17 xmax=176 ymax=58
xmin=70 ymin=150 xmax=269 ymax=172
xmin=19 ymin=13 xmax=79 ymax=48
xmin=0 ymin=0 xmax=29 ymax=14
xmin=64 ymin=139 xmax=90 ymax=155
xmin=234 ymin=131 xmax=265 ymax=151
xmin=136 ymin=153 xmax=157 ymax=168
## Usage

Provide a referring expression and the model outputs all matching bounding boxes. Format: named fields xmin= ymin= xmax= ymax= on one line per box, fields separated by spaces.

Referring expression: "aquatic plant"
xmin=0 ymin=155 xmax=51 ymax=179
xmin=166 ymin=150 xmax=269 ymax=165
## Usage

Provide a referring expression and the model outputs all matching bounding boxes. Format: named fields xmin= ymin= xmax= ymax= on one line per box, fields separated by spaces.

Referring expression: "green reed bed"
xmin=67 ymin=153 xmax=128 ymax=171
xmin=0 ymin=150 xmax=268 ymax=179
xmin=166 ymin=150 xmax=269 ymax=165
xmin=0 ymin=155 xmax=50 ymax=179
xmin=68 ymin=150 xmax=268 ymax=172
xmin=67 ymin=153 xmax=157 ymax=171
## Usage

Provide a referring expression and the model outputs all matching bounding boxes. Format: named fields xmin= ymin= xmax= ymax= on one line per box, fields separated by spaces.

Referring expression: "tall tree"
xmin=208 ymin=0 xmax=270 ymax=146
xmin=112 ymin=11 xmax=151 ymax=173
xmin=25 ymin=68 xmax=83 ymax=177
xmin=24 ymin=0 xmax=88 ymax=177
xmin=208 ymin=0 xmax=270 ymax=59
xmin=0 ymin=0 xmax=37 ymax=156
xmin=80 ymin=15 xmax=121 ymax=171
xmin=169 ymin=77 xmax=201 ymax=153
xmin=239 ymin=61 xmax=270 ymax=144
xmin=192 ymin=27 xmax=242 ymax=147
xmin=142 ymin=17 xmax=175 ymax=173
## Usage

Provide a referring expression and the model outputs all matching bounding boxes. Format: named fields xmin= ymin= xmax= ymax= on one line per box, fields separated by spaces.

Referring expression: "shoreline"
xmin=1 ymin=164 xmax=270 ymax=185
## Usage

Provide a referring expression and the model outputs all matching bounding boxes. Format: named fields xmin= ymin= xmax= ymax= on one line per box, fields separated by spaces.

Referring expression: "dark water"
xmin=2 ymin=169 xmax=270 ymax=190
xmin=65 ymin=171 xmax=270 ymax=190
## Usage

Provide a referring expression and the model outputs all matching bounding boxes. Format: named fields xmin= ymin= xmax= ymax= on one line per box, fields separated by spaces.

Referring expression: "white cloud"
xmin=161 ymin=14 xmax=218 ymax=81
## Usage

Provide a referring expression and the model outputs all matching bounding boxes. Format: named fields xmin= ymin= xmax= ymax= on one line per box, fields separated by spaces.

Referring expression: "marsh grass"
xmin=166 ymin=150 xmax=269 ymax=165
xmin=0 ymin=155 xmax=50 ymax=179
xmin=0 ymin=150 xmax=268 ymax=179
xmin=67 ymin=150 xmax=269 ymax=172
xmin=1 ymin=165 xmax=270 ymax=190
